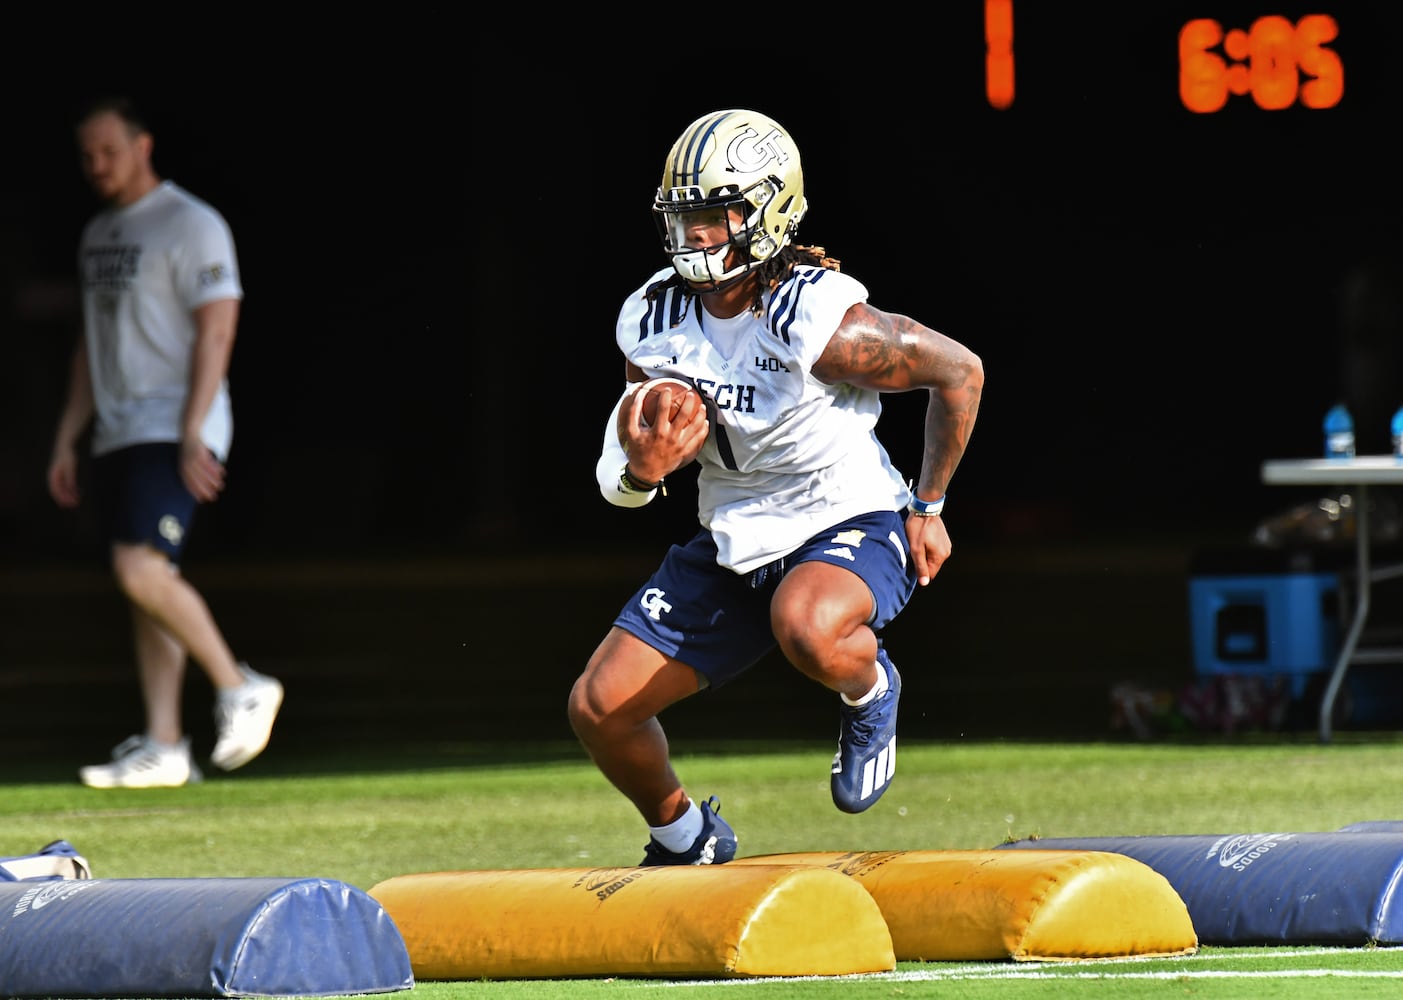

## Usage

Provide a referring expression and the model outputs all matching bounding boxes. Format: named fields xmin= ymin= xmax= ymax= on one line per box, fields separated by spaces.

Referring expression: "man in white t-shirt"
xmin=47 ymin=97 xmax=283 ymax=788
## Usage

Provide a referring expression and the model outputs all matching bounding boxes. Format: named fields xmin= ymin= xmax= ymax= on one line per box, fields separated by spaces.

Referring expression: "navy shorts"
xmin=613 ymin=509 xmax=918 ymax=688
xmin=92 ymin=442 xmax=199 ymax=561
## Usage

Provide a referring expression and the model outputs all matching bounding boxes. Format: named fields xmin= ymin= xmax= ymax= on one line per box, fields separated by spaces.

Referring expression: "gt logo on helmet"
xmin=727 ymin=127 xmax=788 ymax=174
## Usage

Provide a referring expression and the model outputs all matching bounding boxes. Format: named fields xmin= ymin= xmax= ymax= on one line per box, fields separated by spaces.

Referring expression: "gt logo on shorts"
xmin=158 ymin=515 xmax=184 ymax=544
xmin=640 ymin=588 xmax=673 ymax=621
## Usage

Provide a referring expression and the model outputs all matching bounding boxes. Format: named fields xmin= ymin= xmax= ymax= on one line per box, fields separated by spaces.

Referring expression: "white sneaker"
xmin=79 ymin=735 xmax=203 ymax=789
xmin=211 ymin=664 xmax=284 ymax=771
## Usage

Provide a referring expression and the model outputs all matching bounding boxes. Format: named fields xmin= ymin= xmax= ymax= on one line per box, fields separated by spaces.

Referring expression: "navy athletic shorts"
xmin=613 ymin=509 xmax=918 ymax=688
xmin=92 ymin=442 xmax=199 ymax=561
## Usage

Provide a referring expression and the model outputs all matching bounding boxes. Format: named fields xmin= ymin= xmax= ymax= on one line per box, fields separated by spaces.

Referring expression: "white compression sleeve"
xmin=596 ymin=386 xmax=656 ymax=507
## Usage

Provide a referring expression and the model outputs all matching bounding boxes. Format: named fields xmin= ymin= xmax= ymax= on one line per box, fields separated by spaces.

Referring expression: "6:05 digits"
xmin=1178 ymin=14 xmax=1344 ymax=113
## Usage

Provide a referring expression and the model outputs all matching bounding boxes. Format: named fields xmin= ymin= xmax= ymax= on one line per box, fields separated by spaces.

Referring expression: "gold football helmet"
xmin=654 ymin=109 xmax=808 ymax=290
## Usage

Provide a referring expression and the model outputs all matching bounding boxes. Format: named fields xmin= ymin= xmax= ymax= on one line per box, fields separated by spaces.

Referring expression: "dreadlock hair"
xmin=648 ymin=243 xmax=843 ymax=320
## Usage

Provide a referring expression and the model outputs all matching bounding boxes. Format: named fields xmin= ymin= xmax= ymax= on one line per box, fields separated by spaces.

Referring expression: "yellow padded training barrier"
xmin=732 ymin=850 xmax=1198 ymax=962
xmin=368 ymin=864 xmax=894 ymax=980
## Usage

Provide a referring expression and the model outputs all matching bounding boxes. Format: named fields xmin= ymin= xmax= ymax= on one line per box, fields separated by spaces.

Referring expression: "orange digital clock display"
xmin=1178 ymin=14 xmax=1344 ymax=113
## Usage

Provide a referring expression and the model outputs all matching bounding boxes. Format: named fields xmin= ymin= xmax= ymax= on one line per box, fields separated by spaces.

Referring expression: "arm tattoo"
xmin=814 ymin=302 xmax=985 ymax=498
xmin=814 ymin=303 xmax=968 ymax=393
xmin=812 ymin=305 xmax=908 ymax=385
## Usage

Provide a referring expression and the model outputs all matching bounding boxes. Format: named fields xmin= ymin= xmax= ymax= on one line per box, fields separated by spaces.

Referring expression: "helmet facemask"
xmin=654 ymin=182 xmax=782 ymax=291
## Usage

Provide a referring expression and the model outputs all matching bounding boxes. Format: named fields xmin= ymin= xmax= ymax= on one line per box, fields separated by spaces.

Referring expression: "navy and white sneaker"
xmin=831 ymin=649 xmax=901 ymax=813
xmin=640 ymin=796 xmax=738 ymax=866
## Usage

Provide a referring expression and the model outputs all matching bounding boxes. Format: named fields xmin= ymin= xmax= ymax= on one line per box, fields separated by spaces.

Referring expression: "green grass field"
xmin=5 ymin=737 xmax=1403 ymax=998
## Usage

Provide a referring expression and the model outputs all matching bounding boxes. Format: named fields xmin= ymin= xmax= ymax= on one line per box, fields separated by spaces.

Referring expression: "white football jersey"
xmin=615 ymin=265 xmax=908 ymax=574
xmin=78 ymin=181 xmax=243 ymax=460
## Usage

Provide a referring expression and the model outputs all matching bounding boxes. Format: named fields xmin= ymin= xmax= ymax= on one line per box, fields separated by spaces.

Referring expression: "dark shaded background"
xmin=4 ymin=9 xmax=1403 ymax=757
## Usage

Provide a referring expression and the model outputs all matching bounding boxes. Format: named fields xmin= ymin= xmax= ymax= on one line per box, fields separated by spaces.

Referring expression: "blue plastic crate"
xmin=1188 ymin=548 xmax=1342 ymax=699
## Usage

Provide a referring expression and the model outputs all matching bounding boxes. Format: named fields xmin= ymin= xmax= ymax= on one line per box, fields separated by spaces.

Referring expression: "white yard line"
xmin=652 ymin=947 xmax=1403 ymax=988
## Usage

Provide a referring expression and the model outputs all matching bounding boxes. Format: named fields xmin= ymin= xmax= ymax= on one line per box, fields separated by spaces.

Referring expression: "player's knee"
xmin=110 ymin=546 xmax=169 ymax=605
xmin=567 ymin=675 xmax=605 ymax=741
xmin=771 ymin=599 xmax=841 ymax=669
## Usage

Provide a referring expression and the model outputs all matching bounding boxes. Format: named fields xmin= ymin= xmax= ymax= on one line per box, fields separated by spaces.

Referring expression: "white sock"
xmin=841 ymin=660 xmax=890 ymax=707
xmin=649 ymin=800 xmax=704 ymax=853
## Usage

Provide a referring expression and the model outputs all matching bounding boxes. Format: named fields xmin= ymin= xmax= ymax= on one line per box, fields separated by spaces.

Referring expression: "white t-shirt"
xmin=78 ymin=180 xmax=243 ymax=460
xmin=615 ymin=265 xmax=909 ymax=574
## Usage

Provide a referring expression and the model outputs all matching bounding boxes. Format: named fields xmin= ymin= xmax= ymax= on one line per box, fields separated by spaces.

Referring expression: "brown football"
xmin=639 ymin=377 xmax=702 ymax=428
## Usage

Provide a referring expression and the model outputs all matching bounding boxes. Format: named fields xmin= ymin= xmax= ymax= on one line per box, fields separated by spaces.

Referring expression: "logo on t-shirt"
xmin=82 ymin=245 xmax=140 ymax=291
xmin=198 ymin=263 xmax=233 ymax=287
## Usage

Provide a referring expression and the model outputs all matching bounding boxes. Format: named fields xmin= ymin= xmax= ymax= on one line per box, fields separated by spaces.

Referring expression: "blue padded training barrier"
xmin=999 ymin=832 xmax=1403 ymax=946
xmin=0 ymin=877 xmax=413 ymax=998
xmin=0 ymin=839 xmax=90 ymax=881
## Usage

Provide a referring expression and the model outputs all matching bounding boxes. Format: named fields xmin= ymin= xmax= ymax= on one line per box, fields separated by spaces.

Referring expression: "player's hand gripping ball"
xmin=638 ymin=377 xmax=703 ymax=428
xmin=617 ymin=378 xmax=710 ymax=465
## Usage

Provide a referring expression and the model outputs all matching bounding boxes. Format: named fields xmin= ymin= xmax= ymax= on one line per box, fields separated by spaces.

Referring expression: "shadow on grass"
xmin=1 ymin=738 xmax=886 ymax=785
